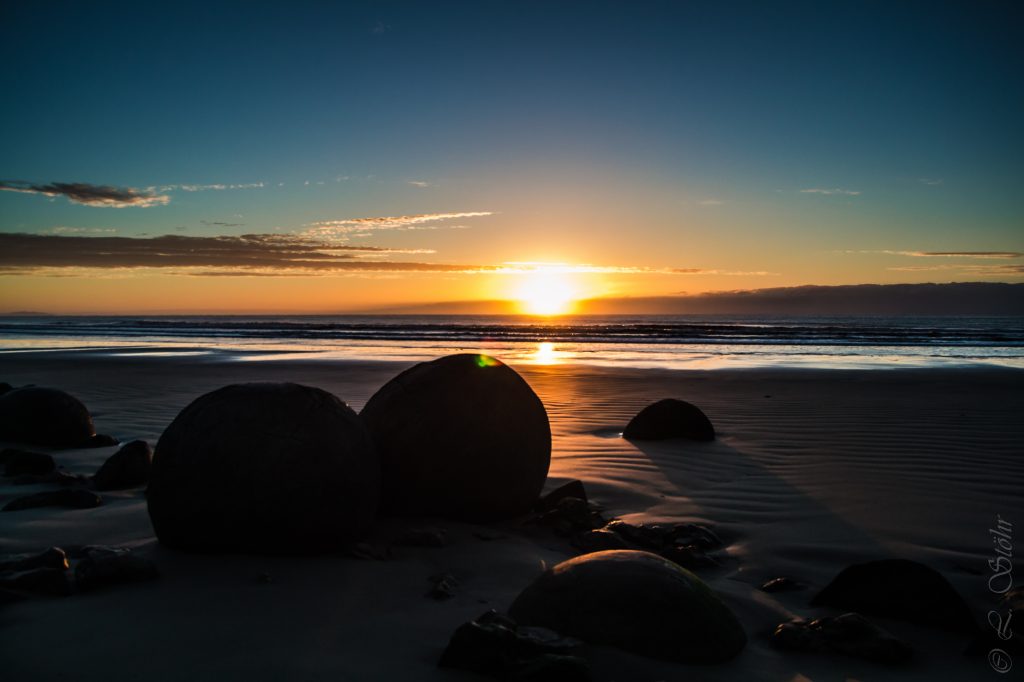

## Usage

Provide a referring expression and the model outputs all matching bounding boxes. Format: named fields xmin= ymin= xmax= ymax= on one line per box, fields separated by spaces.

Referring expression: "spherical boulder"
xmin=360 ymin=354 xmax=550 ymax=521
xmin=508 ymin=549 xmax=746 ymax=663
xmin=623 ymin=398 xmax=715 ymax=441
xmin=0 ymin=387 xmax=96 ymax=447
xmin=148 ymin=382 xmax=379 ymax=554
xmin=93 ymin=440 xmax=153 ymax=491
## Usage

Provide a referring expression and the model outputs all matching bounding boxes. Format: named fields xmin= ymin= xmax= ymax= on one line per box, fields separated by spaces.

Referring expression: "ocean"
xmin=1 ymin=314 xmax=1022 ymax=369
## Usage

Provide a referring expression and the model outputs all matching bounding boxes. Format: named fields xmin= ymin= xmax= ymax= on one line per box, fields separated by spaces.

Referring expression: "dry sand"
xmin=1 ymin=350 xmax=1022 ymax=681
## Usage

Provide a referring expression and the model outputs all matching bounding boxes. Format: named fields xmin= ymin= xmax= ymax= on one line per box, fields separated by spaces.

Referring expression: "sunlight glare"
xmin=516 ymin=271 xmax=578 ymax=315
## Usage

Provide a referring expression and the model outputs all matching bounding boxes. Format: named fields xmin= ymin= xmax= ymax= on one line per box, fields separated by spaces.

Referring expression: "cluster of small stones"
xmin=0 ymin=546 xmax=158 ymax=602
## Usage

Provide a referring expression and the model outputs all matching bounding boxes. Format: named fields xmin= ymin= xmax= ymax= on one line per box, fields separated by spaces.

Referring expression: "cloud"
xmin=0 ymin=181 xmax=170 ymax=207
xmin=307 ymin=211 xmax=493 ymax=239
xmin=41 ymin=226 xmax=117 ymax=235
xmin=800 ymin=188 xmax=861 ymax=196
xmin=408 ymin=181 xmax=431 ymax=188
xmin=887 ymin=264 xmax=1024 ymax=276
xmin=495 ymin=262 xmax=778 ymax=276
xmin=0 ymin=232 xmax=489 ymax=276
xmin=201 ymin=220 xmax=245 ymax=227
xmin=919 ymin=178 xmax=943 ymax=185
xmin=159 ymin=182 xmax=264 ymax=192
xmin=846 ymin=250 xmax=1023 ymax=259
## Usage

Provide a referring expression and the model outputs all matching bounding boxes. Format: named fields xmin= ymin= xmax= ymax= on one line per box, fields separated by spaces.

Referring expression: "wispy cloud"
xmin=887 ymin=264 xmax=1024 ymax=276
xmin=0 ymin=181 xmax=170 ymax=208
xmin=846 ymin=250 xmax=1023 ymax=259
xmin=800 ymin=188 xmax=861 ymax=196
xmin=307 ymin=211 xmax=493 ymax=239
xmin=495 ymin=262 xmax=777 ymax=276
xmin=201 ymin=220 xmax=246 ymax=227
xmin=919 ymin=178 xmax=943 ymax=186
xmin=408 ymin=180 xmax=431 ymax=188
xmin=41 ymin=226 xmax=118 ymax=235
xmin=157 ymin=182 xmax=265 ymax=192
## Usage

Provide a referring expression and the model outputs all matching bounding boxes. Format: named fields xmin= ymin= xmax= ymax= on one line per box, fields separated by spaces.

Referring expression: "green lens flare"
xmin=475 ymin=354 xmax=499 ymax=368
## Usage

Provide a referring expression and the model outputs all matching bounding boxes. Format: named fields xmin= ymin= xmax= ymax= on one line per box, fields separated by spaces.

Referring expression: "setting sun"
xmin=514 ymin=270 xmax=579 ymax=315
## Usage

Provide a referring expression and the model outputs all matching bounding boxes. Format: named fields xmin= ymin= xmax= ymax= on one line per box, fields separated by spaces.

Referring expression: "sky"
xmin=1 ymin=1 xmax=1022 ymax=314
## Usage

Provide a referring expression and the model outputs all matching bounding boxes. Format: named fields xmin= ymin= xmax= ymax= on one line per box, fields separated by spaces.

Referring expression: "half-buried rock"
xmin=508 ymin=549 xmax=746 ymax=663
xmin=360 ymin=354 xmax=550 ymax=521
xmin=0 ymin=387 xmax=100 ymax=448
xmin=623 ymin=398 xmax=715 ymax=441
xmin=148 ymin=382 xmax=379 ymax=554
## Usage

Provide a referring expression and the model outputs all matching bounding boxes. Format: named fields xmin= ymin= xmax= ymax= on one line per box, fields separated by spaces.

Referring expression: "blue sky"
xmin=1 ymin=1 xmax=1022 ymax=312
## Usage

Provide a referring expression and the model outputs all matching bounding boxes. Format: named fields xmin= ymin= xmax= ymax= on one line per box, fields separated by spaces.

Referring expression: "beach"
xmin=1 ymin=349 xmax=1022 ymax=681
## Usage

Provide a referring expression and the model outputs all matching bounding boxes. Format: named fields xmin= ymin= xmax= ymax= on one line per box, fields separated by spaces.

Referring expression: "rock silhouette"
xmin=361 ymin=354 xmax=550 ymax=521
xmin=509 ymin=550 xmax=746 ymax=663
xmin=623 ymin=398 xmax=715 ymax=441
xmin=148 ymin=382 xmax=380 ymax=554
xmin=0 ymin=387 xmax=97 ymax=447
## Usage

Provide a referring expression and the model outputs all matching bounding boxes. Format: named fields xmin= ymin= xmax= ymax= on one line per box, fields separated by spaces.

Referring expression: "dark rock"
xmin=439 ymin=610 xmax=589 ymax=681
xmin=659 ymin=544 xmax=721 ymax=570
xmin=74 ymin=548 xmax=158 ymax=591
xmin=257 ymin=572 xmax=274 ymax=584
xmin=428 ymin=573 xmax=458 ymax=600
xmin=533 ymin=497 xmax=606 ymax=537
xmin=342 ymin=542 xmax=392 ymax=561
xmin=761 ymin=577 xmax=805 ymax=593
xmin=92 ymin=439 xmax=152 ymax=490
xmin=771 ymin=613 xmax=913 ymax=664
xmin=361 ymin=354 xmax=550 ymax=522
xmin=509 ymin=550 xmax=746 ymax=663
xmin=598 ymin=520 xmax=720 ymax=552
xmin=0 ymin=387 xmax=96 ymax=447
xmin=572 ymin=529 xmax=629 ymax=554
xmin=535 ymin=480 xmax=588 ymax=513
xmin=622 ymin=398 xmax=715 ymax=441
xmin=87 ymin=434 xmax=120 ymax=448
xmin=812 ymin=559 xmax=978 ymax=634
xmin=3 ymin=488 xmax=103 ymax=511
xmin=0 ymin=547 xmax=69 ymax=573
xmin=0 ymin=382 xmax=11 ymax=395
xmin=148 ymin=382 xmax=380 ymax=554
xmin=0 ymin=567 xmax=72 ymax=596
xmin=395 ymin=526 xmax=447 ymax=548
xmin=2 ymin=449 xmax=56 ymax=477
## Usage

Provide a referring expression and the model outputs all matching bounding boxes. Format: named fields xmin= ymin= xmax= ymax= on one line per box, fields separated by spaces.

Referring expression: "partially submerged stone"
xmin=361 ymin=354 xmax=550 ymax=522
xmin=760 ymin=576 xmax=805 ymax=593
xmin=509 ymin=550 xmax=746 ymax=663
xmin=0 ymin=547 xmax=69 ymax=573
xmin=0 ymin=387 xmax=97 ymax=447
xmin=2 ymin=449 xmax=56 ymax=477
xmin=74 ymin=547 xmax=158 ymax=592
xmin=92 ymin=440 xmax=152 ymax=490
xmin=148 ymin=382 xmax=380 ymax=554
xmin=771 ymin=613 xmax=913 ymax=664
xmin=535 ymin=480 xmax=588 ymax=513
xmin=812 ymin=559 xmax=977 ymax=634
xmin=623 ymin=398 xmax=715 ymax=441
xmin=439 ymin=610 xmax=589 ymax=681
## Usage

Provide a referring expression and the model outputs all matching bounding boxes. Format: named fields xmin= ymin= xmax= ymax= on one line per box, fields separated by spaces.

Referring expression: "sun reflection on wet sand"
xmin=531 ymin=341 xmax=560 ymax=365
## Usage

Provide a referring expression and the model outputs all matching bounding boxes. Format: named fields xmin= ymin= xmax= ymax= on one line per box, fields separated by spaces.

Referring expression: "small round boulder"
xmin=623 ymin=398 xmax=715 ymax=441
xmin=508 ymin=549 xmax=746 ymax=663
xmin=148 ymin=382 xmax=379 ymax=554
xmin=360 ymin=354 xmax=550 ymax=521
xmin=0 ymin=387 xmax=95 ymax=447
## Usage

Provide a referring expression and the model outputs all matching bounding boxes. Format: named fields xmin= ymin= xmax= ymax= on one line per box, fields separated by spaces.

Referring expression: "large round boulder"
xmin=623 ymin=398 xmax=715 ymax=441
xmin=0 ymin=387 xmax=96 ymax=447
xmin=360 ymin=354 xmax=550 ymax=521
xmin=148 ymin=382 xmax=379 ymax=554
xmin=508 ymin=549 xmax=747 ymax=663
